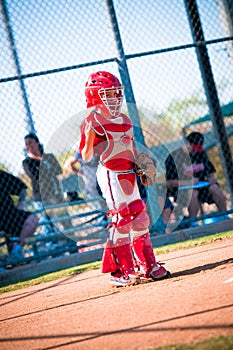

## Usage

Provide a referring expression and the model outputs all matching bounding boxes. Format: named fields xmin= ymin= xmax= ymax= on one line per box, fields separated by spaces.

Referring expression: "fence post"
xmin=1 ymin=0 xmax=36 ymax=134
xmin=184 ymin=0 xmax=233 ymax=205
xmin=104 ymin=0 xmax=161 ymax=227
xmin=104 ymin=0 xmax=145 ymax=148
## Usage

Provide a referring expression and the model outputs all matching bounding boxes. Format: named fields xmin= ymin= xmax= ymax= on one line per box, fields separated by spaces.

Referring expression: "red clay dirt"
xmin=0 ymin=237 xmax=233 ymax=350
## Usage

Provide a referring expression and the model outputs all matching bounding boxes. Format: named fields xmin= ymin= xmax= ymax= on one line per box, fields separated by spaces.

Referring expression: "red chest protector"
xmin=91 ymin=112 xmax=136 ymax=171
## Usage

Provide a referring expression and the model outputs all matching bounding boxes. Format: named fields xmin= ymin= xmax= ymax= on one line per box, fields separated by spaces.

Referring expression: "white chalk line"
xmin=224 ymin=277 xmax=233 ymax=284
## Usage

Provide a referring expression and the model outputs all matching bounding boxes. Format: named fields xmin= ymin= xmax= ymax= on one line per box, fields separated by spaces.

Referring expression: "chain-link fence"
xmin=0 ymin=0 xmax=233 ymax=267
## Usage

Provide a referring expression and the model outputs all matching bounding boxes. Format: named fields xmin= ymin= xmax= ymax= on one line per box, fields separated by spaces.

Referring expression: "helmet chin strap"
xmin=96 ymin=108 xmax=120 ymax=119
xmin=95 ymin=104 xmax=122 ymax=118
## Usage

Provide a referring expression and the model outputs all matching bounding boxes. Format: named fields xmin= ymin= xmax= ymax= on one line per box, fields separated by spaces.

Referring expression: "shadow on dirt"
xmin=170 ymin=257 xmax=233 ymax=278
xmin=1 ymin=303 xmax=232 ymax=349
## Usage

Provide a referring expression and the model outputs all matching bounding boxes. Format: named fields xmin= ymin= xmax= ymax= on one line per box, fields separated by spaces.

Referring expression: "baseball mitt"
xmin=134 ymin=152 xmax=156 ymax=186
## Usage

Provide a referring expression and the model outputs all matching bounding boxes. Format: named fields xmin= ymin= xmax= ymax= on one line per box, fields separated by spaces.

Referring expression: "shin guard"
xmin=132 ymin=232 xmax=156 ymax=277
xmin=101 ymin=239 xmax=118 ymax=273
xmin=113 ymin=238 xmax=135 ymax=276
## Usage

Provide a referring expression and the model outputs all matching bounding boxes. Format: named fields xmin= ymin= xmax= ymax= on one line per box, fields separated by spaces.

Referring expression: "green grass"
xmin=150 ymin=334 xmax=233 ymax=350
xmin=0 ymin=230 xmax=232 ymax=294
xmin=153 ymin=230 xmax=233 ymax=254
xmin=0 ymin=261 xmax=101 ymax=293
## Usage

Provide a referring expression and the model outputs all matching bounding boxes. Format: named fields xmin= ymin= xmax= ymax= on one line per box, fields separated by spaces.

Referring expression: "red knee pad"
xmin=128 ymin=199 xmax=146 ymax=216
xmin=115 ymin=203 xmax=132 ymax=234
xmin=132 ymin=210 xmax=150 ymax=231
xmin=129 ymin=199 xmax=149 ymax=231
xmin=116 ymin=215 xmax=132 ymax=233
xmin=118 ymin=202 xmax=130 ymax=217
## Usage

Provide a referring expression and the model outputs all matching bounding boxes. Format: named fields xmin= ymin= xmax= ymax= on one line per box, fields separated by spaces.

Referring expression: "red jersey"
xmin=79 ymin=111 xmax=136 ymax=171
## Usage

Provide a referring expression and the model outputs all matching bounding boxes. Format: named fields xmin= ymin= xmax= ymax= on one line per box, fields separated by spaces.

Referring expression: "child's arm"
xmin=81 ymin=121 xmax=96 ymax=162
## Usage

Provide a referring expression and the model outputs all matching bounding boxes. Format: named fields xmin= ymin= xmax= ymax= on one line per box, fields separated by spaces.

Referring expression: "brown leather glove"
xmin=134 ymin=153 xmax=156 ymax=186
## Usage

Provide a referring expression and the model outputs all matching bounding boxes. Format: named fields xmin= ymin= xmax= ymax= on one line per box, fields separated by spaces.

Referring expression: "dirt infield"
xmin=1 ymin=237 xmax=233 ymax=350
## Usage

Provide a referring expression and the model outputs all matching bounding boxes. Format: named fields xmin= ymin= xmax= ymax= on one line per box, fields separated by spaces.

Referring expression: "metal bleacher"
xmin=0 ymin=198 xmax=109 ymax=270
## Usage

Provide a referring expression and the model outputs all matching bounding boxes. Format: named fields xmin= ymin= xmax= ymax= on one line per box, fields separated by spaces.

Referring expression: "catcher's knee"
xmin=129 ymin=199 xmax=150 ymax=231
xmin=115 ymin=202 xmax=132 ymax=234
xmin=128 ymin=199 xmax=146 ymax=215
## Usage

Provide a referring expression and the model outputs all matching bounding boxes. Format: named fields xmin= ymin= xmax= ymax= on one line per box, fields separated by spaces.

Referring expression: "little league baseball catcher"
xmin=79 ymin=71 xmax=170 ymax=287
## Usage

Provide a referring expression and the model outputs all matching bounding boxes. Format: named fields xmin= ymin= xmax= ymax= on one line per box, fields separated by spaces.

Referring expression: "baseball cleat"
xmin=149 ymin=264 xmax=171 ymax=280
xmin=110 ymin=273 xmax=140 ymax=287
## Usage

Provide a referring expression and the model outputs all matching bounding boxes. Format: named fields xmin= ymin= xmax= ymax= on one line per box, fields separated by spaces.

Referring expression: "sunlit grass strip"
xmin=152 ymin=334 xmax=233 ymax=350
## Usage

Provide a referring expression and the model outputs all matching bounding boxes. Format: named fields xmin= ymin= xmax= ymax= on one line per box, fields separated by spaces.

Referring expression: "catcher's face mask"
xmin=98 ymin=86 xmax=124 ymax=117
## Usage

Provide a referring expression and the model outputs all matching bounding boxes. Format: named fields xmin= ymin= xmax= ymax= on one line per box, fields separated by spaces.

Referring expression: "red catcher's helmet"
xmin=85 ymin=71 xmax=124 ymax=117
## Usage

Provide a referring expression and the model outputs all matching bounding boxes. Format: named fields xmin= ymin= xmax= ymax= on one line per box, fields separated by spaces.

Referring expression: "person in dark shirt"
xmin=165 ymin=132 xmax=227 ymax=221
xmin=0 ymin=170 xmax=38 ymax=263
xmin=23 ymin=133 xmax=73 ymax=233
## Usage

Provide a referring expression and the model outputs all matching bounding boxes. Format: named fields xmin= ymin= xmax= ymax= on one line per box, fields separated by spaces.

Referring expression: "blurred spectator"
xmin=62 ymin=173 xmax=84 ymax=203
xmin=138 ymin=158 xmax=173 ymax=234
xmin=165 ymin=132 xmax=228 ymax=224
xmin=162 ymin=197 xmax=173 ymax=225
xmin=0 ymin=170 xmax=38 ymax=264
xmin=23 ymin=133 xmax=73 ymax=233
xmin=149 ymin=193 xmax=173 ymax=234
xmin=64 ymin=152 xmax=108 ymax=224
